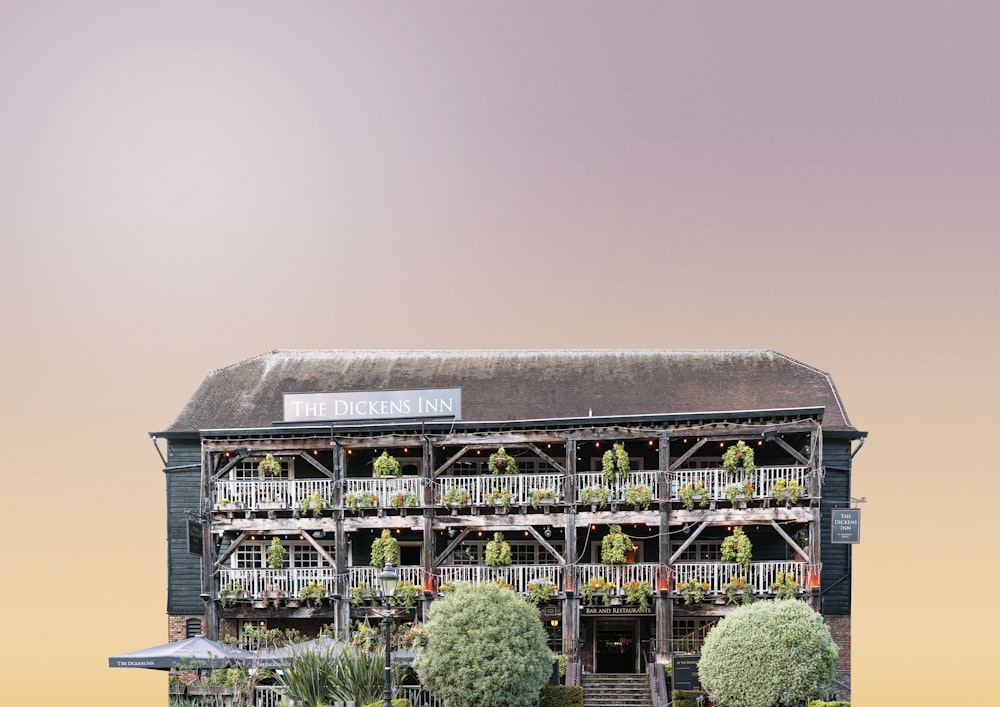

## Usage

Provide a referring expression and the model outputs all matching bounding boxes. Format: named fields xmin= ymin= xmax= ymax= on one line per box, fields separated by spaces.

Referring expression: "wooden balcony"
xmin=671 ymin=560 xmax=817 ymax=597
xmin=217 ymin=567 xmax=338 ymax=601
xmin=211 ymin=465 xmax=812 ymax=516
xmin=436 ymin=564 xmax=565 ymax=595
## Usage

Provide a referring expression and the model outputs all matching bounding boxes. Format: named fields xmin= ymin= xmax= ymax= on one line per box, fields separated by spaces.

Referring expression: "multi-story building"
xmin=154 ymin=350 xmax=862 ymax=692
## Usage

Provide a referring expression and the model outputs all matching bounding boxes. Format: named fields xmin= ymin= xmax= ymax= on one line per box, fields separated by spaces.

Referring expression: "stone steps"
xmin=582 ymin=673 xmax=653 ymax=707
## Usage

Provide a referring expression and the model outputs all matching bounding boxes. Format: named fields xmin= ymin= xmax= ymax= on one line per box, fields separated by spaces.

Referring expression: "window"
xmin=445 ymin=541 xmax=563 ymax=565
xmin=232 ymin=457 xmax=292 ymax=480
xmin=670 ymin=541 xmax=719 ymax=562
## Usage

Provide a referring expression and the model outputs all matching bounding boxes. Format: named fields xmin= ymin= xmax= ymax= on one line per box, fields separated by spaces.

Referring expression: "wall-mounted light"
xmin=544 ymin=527 xmax=552 ymax=538
xmin=550 ymin=619 xmax=560 ymax=628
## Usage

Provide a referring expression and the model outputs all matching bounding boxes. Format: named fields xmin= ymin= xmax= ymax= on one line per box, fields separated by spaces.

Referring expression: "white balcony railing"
xmin=670 ymin=465 xmax=811 ymax=501
xmin=671 ymin=560 xmax=815 ymax=596
xmin=436 ymin=564 xmax=564 ymax=595
xmin=574 ymin=563 xmax=661 ymax=595
xmin=212 ymin=465 xmax=812 ymax=513
xmin=218 ymin=567 xmax=338 ymax=599
xmin=347 ymin=565 xmax=425 ymax=590
xmin=214 ymin=479 xmax=335 ymax=511
xmin=436 ymin=473 xmax=567 ymax=508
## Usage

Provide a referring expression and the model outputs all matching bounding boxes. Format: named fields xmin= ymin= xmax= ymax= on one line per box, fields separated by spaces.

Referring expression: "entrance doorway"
xmin=593 ymin=619 xmax=638 ymax=673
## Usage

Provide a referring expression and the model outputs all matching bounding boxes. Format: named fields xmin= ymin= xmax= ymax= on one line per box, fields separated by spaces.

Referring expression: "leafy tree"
xmin=413 ymin=582 xmax=551 ymax=707
xmin=699 ymin=600 xmax=838 ymax=707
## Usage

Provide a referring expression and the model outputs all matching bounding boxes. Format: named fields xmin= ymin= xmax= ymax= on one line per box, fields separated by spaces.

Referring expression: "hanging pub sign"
xmin=187 ymin=518 xmax=203 ymax=556
xmin=284 ymin=388 xmax=462 ymax=423
xmin=831 ymin=508 xmax=861 ymax=544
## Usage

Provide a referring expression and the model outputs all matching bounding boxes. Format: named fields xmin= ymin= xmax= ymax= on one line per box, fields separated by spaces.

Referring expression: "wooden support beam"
xmin=772 ymin=436 xmax=809 ymax=466
xmin=212 ymin=454 xmax=243 ymax=482
xmin=526 ymin=527 xmax=566 ymax=565
xmin=769 ymin=520 xmax=810 ymax=562
xmin=669 ymin=522 xmax=708 ymax=565
xmin=526 ymin=442 xmax=567 ymax=474
xmin=213 ymin=531 xmax=249 ymax=570
xmin=434 ymin=529 xmax=472 ymax=567
xmin=433 ymin=446 xmax=470 ymax=478
xmin=668 ymin=439 xmax=708 ymax=472
xmin=298 ymin=452 xmax=335 ymax=479
xmin=300 ymin=530 xmax=338 ymax=569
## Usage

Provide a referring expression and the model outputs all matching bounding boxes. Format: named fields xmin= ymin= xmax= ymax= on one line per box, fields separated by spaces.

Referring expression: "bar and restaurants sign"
xmin=831 ymin=508 xmax=861 ymax=544
xmin=284 ymin=388 xmax=462 ymax=423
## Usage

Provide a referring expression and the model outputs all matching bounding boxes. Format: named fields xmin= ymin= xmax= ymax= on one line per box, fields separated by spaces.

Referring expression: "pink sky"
xmin=1 ymin=3 xmax=997 ymax=704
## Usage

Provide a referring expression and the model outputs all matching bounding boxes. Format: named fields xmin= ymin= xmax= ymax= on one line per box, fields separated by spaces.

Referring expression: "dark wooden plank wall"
xmin=819 ymin=437 xmax=852 ymax=615
xmin=166 ymin=439 xmax=205 ymax=615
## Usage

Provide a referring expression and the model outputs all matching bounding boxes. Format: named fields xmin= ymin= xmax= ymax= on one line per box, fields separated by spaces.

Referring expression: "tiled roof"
xmin=160 ymin=350 xmax=855 ymax=434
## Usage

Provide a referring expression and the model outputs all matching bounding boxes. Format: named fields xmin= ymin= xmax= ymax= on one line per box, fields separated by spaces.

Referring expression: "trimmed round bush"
xmin=699 ymin=600 xmax=838 ymax=707
xmin=413 ymin=582 xmax=552 ymax=707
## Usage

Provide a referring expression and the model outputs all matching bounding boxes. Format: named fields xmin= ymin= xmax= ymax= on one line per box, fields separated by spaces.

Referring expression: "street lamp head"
xmin=378 ymin=563 xmax=399 ymax=600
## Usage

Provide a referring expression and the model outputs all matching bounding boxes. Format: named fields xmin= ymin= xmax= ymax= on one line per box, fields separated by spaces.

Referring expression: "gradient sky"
xmin=1 ymin=3 xmax=997 ymax=704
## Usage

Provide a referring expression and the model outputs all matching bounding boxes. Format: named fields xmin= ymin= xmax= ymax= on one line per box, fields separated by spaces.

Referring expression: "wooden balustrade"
xmin=213 ymin=465 xmax=812 ymax=513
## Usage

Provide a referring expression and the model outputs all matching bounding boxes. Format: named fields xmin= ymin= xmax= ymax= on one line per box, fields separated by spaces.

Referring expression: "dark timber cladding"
xmin=152 ymin=349 xmax=863 ymax=689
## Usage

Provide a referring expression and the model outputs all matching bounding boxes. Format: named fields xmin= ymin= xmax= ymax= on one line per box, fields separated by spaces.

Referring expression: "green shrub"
xmin=539 ymin=684 xmax=584 ymax=707
xmin=699 ymin=600 xmax=838 ymax=707
xmin=671 ymin=689 xmax=708 ymax=707
xmin=361 ymin=700 xmax=412 ymax=707
xmin=413 ymin=582 xmax=552 ymax=707
xmin=807 ymin=702 xmax=850 ymax=707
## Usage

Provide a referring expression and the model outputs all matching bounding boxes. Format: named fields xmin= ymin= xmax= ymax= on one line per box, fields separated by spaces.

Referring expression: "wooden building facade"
xmin=154 ymin=350 xmax=862 ymax=685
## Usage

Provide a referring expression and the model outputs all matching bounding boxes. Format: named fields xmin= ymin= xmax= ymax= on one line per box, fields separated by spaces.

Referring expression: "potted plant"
xmin=219 ymin=581 xmax=243 ymax=609
xmin=679 ymin=578 xmax=709 ymax=604
xmin=484 ymin=487 xmax=513 ymax=513
xmin=267 ymin=537 xmax=286 ymax=569
xmin=720 ymin=527 xmax=753 ymax=569
xmin=772 ymin=478 xmax=802 ymax=506
xmin=601 ymin=442 xmax=631 ymax=484
xmin=723 ymin=576 xmax=754 ymax=605
xmin=390 ymin=580 xmax=419 ymax=609
xmin=526 ymin=580 xmax=558 ymax=605
xmin=214 ymin=498 xmax=243 ymax=512
xmin=485 ymin=532 xmax=512 ymax=567
xmin=373 ymin=451 xmax=401 ymax=478
xmin=531 ymin=488 xmax=558 ymax=510
xmin=624 ymin=484 xmax=653 ymax=510
xmin=350 ymin=582 xmax=375 ymax=605
xmin=581 ymin=576 xmax=614 ymax=606
xmin=722 ymin=441 xmax=755 ymax=477
xmin=442 ymin=486 xmax=470 ymax=513
xmin=771 ymin=572 xmax=799 ymax=599
xmin=623 ymin=579 xmax=652 ymax=609
xmin=438 ymin=582 xmax=457 ymax=596
xmin=298 ymin=491 xmax=329 ymax=517
xmin=257 ymin=454 xmax=282 ymax=478
xmin=679 ymin=481 xmax=710 ymax=510
xmin=600 ymin=524 xmax=632 ymax=564
xmin=772 ymin=571 xmax=799 ymax=599
xmin=370 ymin=528 xmax=400 ymax=568
xmin=488 ymin=447 xmax=518 ymax=475
xmin=345 ymin=492 xmax=379 ymax=513
xmin=299 ymin=580 xmax=326 ymax=608
xmin=390 ymin=491 xmax=419 ymax=510
xmin=581 ymin=485 xmax=612 ymax=510
xmin=725 ymin=482 xmax=756 ymax=508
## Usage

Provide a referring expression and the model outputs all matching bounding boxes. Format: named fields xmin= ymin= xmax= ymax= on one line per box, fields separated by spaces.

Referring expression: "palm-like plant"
xmin=276 ymin=644 xmax=338 ymax=707
xmin=330 ymin=644 xmax=391 ymax=707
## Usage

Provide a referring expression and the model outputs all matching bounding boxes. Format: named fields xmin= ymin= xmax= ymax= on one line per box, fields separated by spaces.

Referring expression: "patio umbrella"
xmin=255 ymin=636 xmax=345 ymax=668
xmin=108 ymin=635 xmax=246 ymax=670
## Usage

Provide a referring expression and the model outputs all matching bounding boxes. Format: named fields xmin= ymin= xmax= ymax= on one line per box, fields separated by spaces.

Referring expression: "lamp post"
xmin=378 ymin=563 xmax=399 ymax=707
